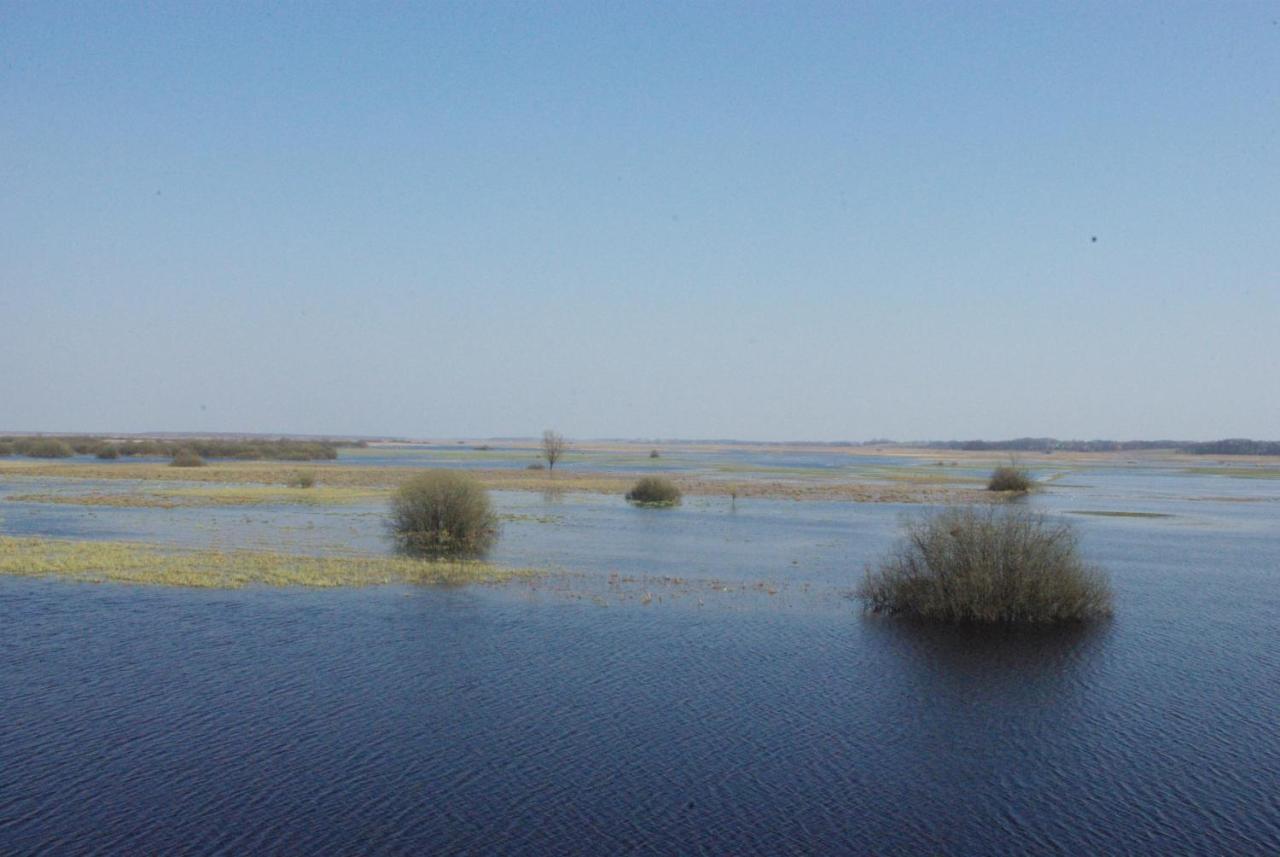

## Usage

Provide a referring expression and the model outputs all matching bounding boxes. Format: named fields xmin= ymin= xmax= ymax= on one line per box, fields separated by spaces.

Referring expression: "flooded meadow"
xmin=2 ymin=445 xmax=1278 ymax=853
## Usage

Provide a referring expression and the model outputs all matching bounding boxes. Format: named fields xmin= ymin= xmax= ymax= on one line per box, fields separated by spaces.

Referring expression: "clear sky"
xmin=2 ymin=2 xmax=1277 ymax=441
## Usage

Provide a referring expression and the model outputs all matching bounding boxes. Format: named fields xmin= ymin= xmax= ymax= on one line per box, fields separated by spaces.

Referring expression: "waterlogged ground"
xmin=2 ymin=449 xmax=1279 ymax=853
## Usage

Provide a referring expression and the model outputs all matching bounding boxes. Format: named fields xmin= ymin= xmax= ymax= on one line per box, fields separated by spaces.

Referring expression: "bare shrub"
xmin=625 ymin=475 xmax=682 ymax=507
xmin=390 ymin=470 xmax=497 ymax=555
xmin=858 ymin=506 xmax=1112 ymax=624
xmin=287 ymin=471 xmax=316 ymax=488
xmin=170 ymin=448 xmax=206 ymax=467
xmin=988 ymin=465 xmax=1033 ymax=492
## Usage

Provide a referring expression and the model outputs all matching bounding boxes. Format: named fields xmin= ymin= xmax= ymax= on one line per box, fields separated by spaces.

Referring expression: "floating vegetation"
xmin=0 ymin=536 xmax=531 ymax=589
xmin=499 ymin=512 xmax=564 ymax=524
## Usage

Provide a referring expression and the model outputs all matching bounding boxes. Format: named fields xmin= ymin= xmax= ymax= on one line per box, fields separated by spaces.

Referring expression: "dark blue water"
xmin=2 ymin=465 xmax=1280 ymax=853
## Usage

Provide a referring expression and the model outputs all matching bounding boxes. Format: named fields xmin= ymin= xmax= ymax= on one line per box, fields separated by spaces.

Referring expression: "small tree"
xmin=542 ymin=429 xmax=567 ymax=472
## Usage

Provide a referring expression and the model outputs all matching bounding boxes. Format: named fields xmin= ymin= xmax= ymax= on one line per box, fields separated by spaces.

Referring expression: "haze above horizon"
xmin=3 ymin=3 xmax=1277 ymax=441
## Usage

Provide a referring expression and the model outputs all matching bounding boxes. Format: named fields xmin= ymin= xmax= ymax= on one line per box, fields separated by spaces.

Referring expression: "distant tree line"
xmin=905 ymin=437 xmax=1280 ymax=455
xmin=0 ymin=436 xmax=363 ymax=461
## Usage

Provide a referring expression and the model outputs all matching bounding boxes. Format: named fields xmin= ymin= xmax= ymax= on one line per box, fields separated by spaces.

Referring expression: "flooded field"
xmin=2 ymin=446 xmax=1279 ymax=852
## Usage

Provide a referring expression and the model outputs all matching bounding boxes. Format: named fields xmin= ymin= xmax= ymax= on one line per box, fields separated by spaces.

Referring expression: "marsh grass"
xmin=988 ymin=465 xmax=1033 ymax=492
xmin=390 ymin=470 xmax=498 ymax=555
xmin=626 ymin=475 xmax=682 ymax=507
xmin=0 ymin=535 xmax=528 ymax=588
xmin=858 ymin=506 xmax=1112 ymax=624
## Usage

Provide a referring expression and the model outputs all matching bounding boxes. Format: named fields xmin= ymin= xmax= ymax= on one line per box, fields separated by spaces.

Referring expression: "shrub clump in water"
xmin=858 ymin=506 xmax=1112 ymax=624
xmin=95 ymin=444 xmax=120 ymax=460
xmin=988 ymin=465 xmax=1033 ymax=492
xmin=390 ymin=470 xmax=497 ymax=555
xmin=625 ymin=475 xmax=682 ymax=507
xmin=170 ymin=448 xmax=206 ymax=467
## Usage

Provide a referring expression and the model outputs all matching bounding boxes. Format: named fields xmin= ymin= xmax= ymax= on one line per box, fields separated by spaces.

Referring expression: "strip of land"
xmin=0 ymin=536 xmax=532 ymax=589
xmin=0 ymin=459 xmax=989 ymax=503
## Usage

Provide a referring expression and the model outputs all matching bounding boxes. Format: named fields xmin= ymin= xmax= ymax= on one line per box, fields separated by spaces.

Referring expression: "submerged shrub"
xmin=23 ymin=439 xmax=74 ymax=458
xmin=95 ymin=444 xmax=120 ymax=460
xmin=625 ymin=475 xmax=682 ymax=507
xmin=526 ymin=462 xmax=545 ymax=470
xmin=0 ymin=441 xmax=14 ymax=456
xmin=390 ymin=470 xmax=497 ymax=555
xmin=170 ymin=448 xmax=206 ymax=467
xmin=286 ymin=471 xmax=317 ymax=488
xmin=649 ymin=449 xmax=661 ymax=459
xmin=858 ymin=506 xmax=1112 ymax=624
xmin=988 ymin=465 xmax=1033 ymax=492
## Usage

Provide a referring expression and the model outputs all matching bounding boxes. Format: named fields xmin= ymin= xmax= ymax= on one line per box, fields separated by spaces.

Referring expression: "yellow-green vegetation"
xmin=858 ymin=506 xmax=1113 ymax=624
xmin=0 ymin=459 xmax=988 ymax=503
xmin=625 ymin=475 xmax=682 ymax=507
xmin=9 ymin=485 xmax=385 ymax=508
xmin=1183 ymin=466 xmax=1280 ymax=480
xmin=0 ymin=536 xmax=529 ymax=589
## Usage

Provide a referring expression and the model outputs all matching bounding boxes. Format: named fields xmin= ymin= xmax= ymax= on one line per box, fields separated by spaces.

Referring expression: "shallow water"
xmin=2 ymin=459 xmax=1279 ymax=853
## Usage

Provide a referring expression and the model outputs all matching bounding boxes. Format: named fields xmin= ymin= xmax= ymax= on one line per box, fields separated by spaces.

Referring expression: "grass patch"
xmin=0 ymin=459 xmax=987 ymax=504
xmin=858 ymin=506 xmax=1112 ymax=624
xmin=625 ymin=475 xmax=682 ymax=507
xmin=0 ymin=536 xmax=529 ymax=588
xmin=1183 ymin=467 xmax=1280 ymax=480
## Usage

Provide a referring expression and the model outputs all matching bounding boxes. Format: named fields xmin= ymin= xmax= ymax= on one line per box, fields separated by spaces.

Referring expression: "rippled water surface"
xmin=2 ymin=456 xmax=1279 ymax=853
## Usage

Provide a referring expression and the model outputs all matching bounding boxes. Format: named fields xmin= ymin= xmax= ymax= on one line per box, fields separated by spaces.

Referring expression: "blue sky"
xmin=2 ymin=2 xmax=1277 ymax=440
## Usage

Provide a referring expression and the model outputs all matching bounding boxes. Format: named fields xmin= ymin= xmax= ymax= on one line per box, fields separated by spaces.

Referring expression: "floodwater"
xmin=2 ymin=455 xmax=1279 ymax=853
